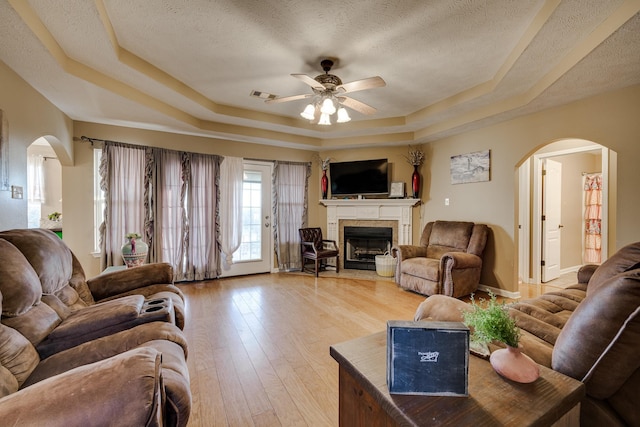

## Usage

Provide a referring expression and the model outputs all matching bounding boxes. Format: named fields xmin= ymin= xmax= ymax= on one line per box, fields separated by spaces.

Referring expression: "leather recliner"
xmin=392 ymin=220 xmax=489 ymax=298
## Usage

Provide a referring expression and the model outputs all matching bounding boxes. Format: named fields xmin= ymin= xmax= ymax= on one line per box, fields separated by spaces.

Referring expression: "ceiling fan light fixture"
xmin=320 ymin=97 xmax=336 ymax=115
xmin=300 ymin=104 xmax=316 ymax=120
xmin=336 ymin=107 xmax=351 ymax=123
xmin=318 ymin=113 xmax=332 ymax=125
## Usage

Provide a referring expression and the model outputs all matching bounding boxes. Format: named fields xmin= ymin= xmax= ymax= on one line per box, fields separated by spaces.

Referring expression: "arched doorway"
xmin=517 ymin=138 xmax=615 ymax=285
xmin=26 ymin=137 xmax=62 ymax=237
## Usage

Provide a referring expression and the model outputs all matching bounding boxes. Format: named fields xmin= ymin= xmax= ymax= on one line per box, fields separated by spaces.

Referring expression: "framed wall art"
xmin=389 ymin=181 xmax=405 ymax=198
xmin=450 ymin=149 xmax=490 ymax=185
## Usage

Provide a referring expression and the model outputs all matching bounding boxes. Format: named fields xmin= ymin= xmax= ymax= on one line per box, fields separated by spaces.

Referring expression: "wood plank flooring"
xmin=178 ymin=272 xmax=426 ymax=427
xmin=177 ymin=270 xmax=579 ymax=426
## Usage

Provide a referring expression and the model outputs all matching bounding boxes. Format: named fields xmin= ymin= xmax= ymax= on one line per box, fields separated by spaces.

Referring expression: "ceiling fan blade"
xmin=336 ymin=76 xmax=386 ymax=93
xmin=291 ymin=73 xmax=325 ymax=90
xmin=265 ymin=94 xmax=312 ymax=104
xmin=338 ymin=96 xmax=377 ymax=115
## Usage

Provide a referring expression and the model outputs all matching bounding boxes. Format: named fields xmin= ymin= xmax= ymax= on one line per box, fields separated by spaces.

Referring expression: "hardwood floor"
xmin=178 ymin=272 xmax=426 ymax=427
xmin=177 ymin=270 xmax=580 ymax=426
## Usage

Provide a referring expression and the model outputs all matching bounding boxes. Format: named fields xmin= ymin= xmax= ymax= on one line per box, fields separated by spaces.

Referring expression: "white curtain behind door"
xmin=219 ymin=156 xmax=244 ymax=268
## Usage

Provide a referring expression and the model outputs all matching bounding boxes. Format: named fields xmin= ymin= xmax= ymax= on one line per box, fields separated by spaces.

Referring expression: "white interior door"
xmin=221 ymin=161 xmax=273 ymax=277
xmin=542 ymin=159 xmax=562 ymax=282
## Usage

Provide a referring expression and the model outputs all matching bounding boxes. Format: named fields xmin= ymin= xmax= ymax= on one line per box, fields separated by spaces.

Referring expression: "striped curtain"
xmin=583 ymin=173 xmax=602 ymax=264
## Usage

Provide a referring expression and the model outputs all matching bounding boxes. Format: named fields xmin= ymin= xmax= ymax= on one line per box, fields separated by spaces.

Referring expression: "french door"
xmin=221 ymin=161 xmax=273 ymax=276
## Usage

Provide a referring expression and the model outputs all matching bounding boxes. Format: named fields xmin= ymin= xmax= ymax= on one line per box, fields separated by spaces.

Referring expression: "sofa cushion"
xmin=0 ymin=229 xmax=73 ymax=296
xmin=426 ymin=221 xmax=474 ymax=259
xmin=0 ymin=365 xmax=18 ymax=398
xmin=401 ymin=257 xmax=440 ymax=282
xmin=553 ymin=269 xmax=640 ymax=401
xmin=1 ymin=303 xmax=62 ymax=346
xmin=0 ymin=323 xmax=39 ymax=388
xmin=0 ymin=239 xmax=42 ymax=317
xmin=587 ymin=241 xmax=640 ymax=295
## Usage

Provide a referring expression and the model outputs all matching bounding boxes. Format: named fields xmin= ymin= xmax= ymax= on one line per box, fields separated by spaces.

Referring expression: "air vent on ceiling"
xmin=250 ymin=90 xmax=277 ymax=100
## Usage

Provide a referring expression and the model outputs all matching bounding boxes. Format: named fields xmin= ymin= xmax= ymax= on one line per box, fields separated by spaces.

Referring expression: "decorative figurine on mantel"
xmin=316 ymin=155 xmax=332 ymax=199
xmin=404 ymin=145 xmax=424 ymax=198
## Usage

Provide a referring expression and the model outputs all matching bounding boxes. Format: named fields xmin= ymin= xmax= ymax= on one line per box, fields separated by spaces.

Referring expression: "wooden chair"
xmin=299 ymin=228 xmax=340 ymax=277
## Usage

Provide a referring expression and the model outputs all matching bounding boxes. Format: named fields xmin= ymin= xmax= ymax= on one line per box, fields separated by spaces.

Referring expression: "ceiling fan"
xmin=265 ymin=59 xmax=386 ymax=124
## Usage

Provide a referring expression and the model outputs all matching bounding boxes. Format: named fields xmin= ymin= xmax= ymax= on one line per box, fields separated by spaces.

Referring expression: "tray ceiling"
xmin=0 ymin=0 xmax=638 ymax=150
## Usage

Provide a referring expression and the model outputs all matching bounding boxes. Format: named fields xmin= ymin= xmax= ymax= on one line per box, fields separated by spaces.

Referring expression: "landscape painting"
xmin=450 ymin=150 xmax=490 ymax=184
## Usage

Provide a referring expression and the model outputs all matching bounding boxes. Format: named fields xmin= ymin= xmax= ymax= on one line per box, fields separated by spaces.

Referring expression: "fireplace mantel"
xmin=320 ymin=198 xmax=420 ymax=248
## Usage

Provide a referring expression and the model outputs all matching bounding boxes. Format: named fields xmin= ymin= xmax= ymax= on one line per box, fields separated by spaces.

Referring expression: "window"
xmin=93 ymin=148 xmax=105 ymax=254
xmin=237 ymin=169 xmax=262 ymax=261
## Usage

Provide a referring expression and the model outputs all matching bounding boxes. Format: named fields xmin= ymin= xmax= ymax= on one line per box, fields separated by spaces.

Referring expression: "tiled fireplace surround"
xmin=320 ymin=199 xmax=420 ymax=270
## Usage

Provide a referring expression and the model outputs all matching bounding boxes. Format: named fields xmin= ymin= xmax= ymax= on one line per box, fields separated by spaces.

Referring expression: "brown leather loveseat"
xmin=0 ymin=229 xmax=191 ymax=426
xmin=414 ymin=241 xmax=640 ymax=426
xmin=392 ymin=220 xmax=489 ymax=298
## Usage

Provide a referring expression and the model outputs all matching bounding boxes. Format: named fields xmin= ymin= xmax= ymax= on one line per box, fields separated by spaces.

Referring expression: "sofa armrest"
xmin=321 ymin=239 xmax=338 ymax=250
xmin=391 ymin=245 xmax=428 ymax=283
xmin=577 ymin=264 xmax=599 ymax=284
xmin=392 ymin=245 xmax=427 ymax=261
xmin=441 ymin=252 xmax=483 ymax=297
xmin=441 ymin=251 xmax=483 ymax=270
xmin=26 ymin=322 xmax=188 ymax=387
xmin=0 ymin=347 xmax=164 ymax=427
xmin=87 ymin=262 xmax=174 ymax=300
xmin=37 ymin=297 xmax=176 ymax=359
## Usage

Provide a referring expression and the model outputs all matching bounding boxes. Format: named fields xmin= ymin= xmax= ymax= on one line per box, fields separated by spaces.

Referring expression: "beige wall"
xmin=0 ymin=61 xmax=73 ymax=231
xmin=316 ymin=86 xmax=639 ymax=293
xmin=2 ymin=57 xmax=639 ymax=292
xmin=413 ymin=86 xmax=639 ymax=292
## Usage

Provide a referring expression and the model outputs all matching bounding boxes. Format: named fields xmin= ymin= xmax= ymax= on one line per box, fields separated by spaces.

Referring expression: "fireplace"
xmin=344 ymin=226 xmax=393 ymax=270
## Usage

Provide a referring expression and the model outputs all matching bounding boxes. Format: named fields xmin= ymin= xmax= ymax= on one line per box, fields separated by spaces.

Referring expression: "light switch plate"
xmin=11 ymin=185 xmax=23 ymax=199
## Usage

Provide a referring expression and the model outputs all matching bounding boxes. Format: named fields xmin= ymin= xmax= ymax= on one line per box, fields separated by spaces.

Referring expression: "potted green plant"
xmin=48 ymin=212 xmax=62 ymax=221
xmin=463 ymin=292 xmax=539 ymax=383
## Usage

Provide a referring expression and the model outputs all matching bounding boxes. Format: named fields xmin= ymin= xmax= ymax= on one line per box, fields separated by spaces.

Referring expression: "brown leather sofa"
xmin=0 ymin=229 xmax=191 ymax=426
xmin=0 ymin=228 xmax=186 ymax=333
xmin=392 ymin=220 xmax=489 ymax=298
xmin=414 ymin=242 xmax=640 ymax=427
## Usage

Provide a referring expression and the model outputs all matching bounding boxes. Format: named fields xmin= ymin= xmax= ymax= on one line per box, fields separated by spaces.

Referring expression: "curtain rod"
xmin=78 ymin=137 xmax=310 ymax=165
xmin=582 ymin=171 xmax=601 ymax=176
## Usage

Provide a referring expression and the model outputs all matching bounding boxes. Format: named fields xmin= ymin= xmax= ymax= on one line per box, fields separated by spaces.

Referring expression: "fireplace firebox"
xmin=344 ymin=226 xmax=393 ymax=270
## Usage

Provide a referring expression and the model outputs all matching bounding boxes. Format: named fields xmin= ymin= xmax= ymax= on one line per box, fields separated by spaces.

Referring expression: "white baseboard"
xmin=477 ymin=284 xmax=521 ymax=300
xmin=560 ymin=265 xmax=581 ymax=275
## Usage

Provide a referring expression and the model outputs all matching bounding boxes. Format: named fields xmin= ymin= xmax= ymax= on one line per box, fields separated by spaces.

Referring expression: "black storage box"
xmin=387 ymin=320 xmax=469 ymax=396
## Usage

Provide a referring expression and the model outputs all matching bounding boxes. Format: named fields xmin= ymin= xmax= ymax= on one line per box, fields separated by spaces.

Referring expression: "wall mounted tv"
xmin=329 ymin=158 xmax=389 ymax=196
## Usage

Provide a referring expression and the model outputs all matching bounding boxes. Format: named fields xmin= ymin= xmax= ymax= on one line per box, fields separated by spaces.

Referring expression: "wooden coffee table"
xmin=330 ymin=331 xmax=585 ymax=427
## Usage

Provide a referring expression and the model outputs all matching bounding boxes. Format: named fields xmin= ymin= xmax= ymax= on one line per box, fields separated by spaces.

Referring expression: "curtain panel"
xmin=584 ymin=173 xmax=602 ymax=264
xmin=100 ymin=142 xmax=147 ymax=270
xmin=219 ymin=156 xmax=244 ymax=269
xmin=273 ymin=161 xmax=311 ymax=271
xmin=100 ymin=141 xmax=220 ymax=280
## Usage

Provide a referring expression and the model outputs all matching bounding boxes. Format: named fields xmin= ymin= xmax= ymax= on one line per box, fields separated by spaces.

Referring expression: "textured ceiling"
xmin=0 ymin=0 xmax=638 ymax=150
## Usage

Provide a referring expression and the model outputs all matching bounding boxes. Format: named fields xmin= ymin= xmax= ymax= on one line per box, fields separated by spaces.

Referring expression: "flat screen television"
xmin=329 ymin=158 xmax=389 ymax=196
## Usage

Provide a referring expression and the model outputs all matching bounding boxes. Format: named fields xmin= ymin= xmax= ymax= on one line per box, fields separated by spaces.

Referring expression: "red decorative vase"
xmin=411 ymin=165 xmax=420 ymax=198
xmin=321 ymin=169 xmax=329 ymax=199
xmin=489 ymin=346 xmax=540 ymax=383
